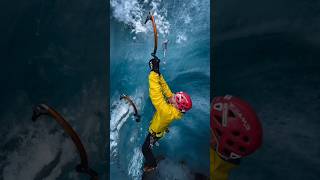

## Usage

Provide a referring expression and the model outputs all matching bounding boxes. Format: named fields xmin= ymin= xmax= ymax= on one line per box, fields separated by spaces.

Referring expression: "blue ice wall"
xmin=110 ymin=0 xmax=210 ymax=179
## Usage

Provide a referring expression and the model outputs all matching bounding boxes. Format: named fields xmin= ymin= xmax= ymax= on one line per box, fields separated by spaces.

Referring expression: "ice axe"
xmin=145 ymin=11 xmax=158 ymax=58
xmin=32 ymin=104 xmax=99 ymax=180
xmin=120 ymin=94 xmax=141 ymax=122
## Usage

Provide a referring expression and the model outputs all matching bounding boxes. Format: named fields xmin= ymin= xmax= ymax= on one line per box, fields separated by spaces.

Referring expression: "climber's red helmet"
xmin=211 ymin=95 xmax=262 ymax=160
xmin=174 ymin=92 xmax=192 ymax=112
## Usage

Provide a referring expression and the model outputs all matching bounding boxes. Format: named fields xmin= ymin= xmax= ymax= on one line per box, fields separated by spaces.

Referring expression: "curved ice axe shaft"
xmin=120 ymin=94 xmax=141 ymax=122
xmin=145 ymin=11 xmax=158 ymax=57
xmin=32 ymin=104 xmax=99 ymax=180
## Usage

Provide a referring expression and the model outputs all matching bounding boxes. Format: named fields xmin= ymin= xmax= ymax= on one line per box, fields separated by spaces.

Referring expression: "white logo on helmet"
xmin=224 ymin=95 xmax=232 ymax=100
xmin=230 ymin=152 xmax=242 ymax=159
xmin=213 ymin=103 xmax=223 ymax=111
xmin=214 ymin=102 xmax=251 ymax=130
xmin=222 ymin=103 xmax=228 ymax=127
xmin=230 ymin=103 xmax=251 ymax=130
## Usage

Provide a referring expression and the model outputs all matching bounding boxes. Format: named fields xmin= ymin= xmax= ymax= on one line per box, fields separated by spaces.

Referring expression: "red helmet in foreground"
xmin=211 ymin=95 xmax=262 ymax=160
xmin=175 ymin=92 xmax=192 ymax=112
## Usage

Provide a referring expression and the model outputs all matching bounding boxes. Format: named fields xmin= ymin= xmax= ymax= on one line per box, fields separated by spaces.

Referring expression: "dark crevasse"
xmin=0 ymin=0 xmax=107 ymax=179
xmin=214 ymin=0 xmax=320 ymax=179
xmin=110 ymin=0 xmax=210 ymax=179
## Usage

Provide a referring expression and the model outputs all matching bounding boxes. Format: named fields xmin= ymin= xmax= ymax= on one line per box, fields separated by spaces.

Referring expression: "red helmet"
xmin=211 ymin=95 xmax=262 ymax=160
xmin=175 ymin=92 xmax=192 ymax=112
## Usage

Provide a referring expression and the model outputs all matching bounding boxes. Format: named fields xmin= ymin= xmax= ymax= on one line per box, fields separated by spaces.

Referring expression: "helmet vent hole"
xmin=214 ymin=115 xmax=222 ymax=124
xmin=215 ymin=128 xmax=222 ymax=137
xmin=223 ymin=149 xmax=230 ymax=156
xmin=226 ymin=140 xmax=234 ymax=146
xmin=239 ymin=146 xmax=246 ymax=152
xmin=232 ymin=131 xmax=240 ymax=136
xmin=243 ymin=136 xmax=249 ymax=142
xmin=228 ymin=110 xmax=236 ymax=118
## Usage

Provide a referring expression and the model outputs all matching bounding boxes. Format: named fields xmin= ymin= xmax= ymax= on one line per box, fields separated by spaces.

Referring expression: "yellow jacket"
xmin=210 ymin=148 xmax=237 ymax=180
xmin=148 ymin=71 xmax=182 ymax=138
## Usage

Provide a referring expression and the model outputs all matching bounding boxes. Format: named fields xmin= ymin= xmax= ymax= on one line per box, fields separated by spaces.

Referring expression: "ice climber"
xmin=142 ymin=57 xmax=192 ymax=172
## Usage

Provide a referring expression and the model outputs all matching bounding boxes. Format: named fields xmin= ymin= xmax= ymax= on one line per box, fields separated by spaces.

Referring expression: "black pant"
xmin=142 ymin=133 xmax=159 ymax=167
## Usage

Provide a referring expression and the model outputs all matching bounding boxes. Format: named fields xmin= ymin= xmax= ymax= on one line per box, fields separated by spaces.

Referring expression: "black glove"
xmin=149 ymin=57 xmax=160 ymax=74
